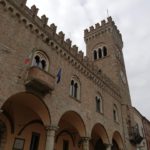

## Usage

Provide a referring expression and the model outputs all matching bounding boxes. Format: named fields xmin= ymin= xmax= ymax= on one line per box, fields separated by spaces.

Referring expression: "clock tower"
xmin=84 ymin=17 xmax=131 ymax=105
xmin=84 ymin=17 xmax=135 ymax=149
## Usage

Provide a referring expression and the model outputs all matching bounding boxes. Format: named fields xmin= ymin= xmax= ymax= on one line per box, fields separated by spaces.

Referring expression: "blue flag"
xmin=56 ymin=68 xmax=62 ymax=83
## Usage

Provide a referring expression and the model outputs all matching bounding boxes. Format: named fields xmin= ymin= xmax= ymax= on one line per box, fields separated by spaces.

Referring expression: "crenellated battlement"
xmin=0 ymin=0 xmax=121 ymax=99
xmin=84 ymin=17 xmax=113 ymax=35
xmin=84 ymin=16 xmax=123 ymax=48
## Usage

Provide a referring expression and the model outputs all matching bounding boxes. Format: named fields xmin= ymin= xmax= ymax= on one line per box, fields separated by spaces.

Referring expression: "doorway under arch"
xmin=111 ymin=131 xmax=124 ymax=150
xmin=90 ymin=123 xmax=110 ymax=150
xmin=1 ymin=92 xmax=51 ymax=150
xmin=55 ymin=111 xmax=86 ymax=150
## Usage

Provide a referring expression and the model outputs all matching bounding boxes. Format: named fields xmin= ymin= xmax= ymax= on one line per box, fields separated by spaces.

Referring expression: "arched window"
xmin=70 ymin=80 xmax=74 ymax=97
xmin=70 ymin=76 xmax=80 ymax=100
xmin=32 ymin=51 xmax=49 ymax=71
xmin=95 ymin=95 xmax=103 ymax=113
xmin=98 ymin=48 xmax=102 ymax=59
xmin=103 ymin=46 xmax=107 ymax=57
xmin=93 ymin=50 xmax=97 ymax=60
xmin=74 ymin=83 xmax=78 ymax=98
xmin=113 ymin=104 xmax=119 ymax=122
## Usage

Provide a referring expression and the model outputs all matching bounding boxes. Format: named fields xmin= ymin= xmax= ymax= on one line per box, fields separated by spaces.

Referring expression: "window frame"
xmin=69 ymin=76 xmax=81 ymax=101
xmin=31 ymin=50 xmax=50 ymax=72
xmin=95 ymin=95 xmax=103 ymax=114
xmin=93 ymin=46 xmax=107 ymax=60
xmin=113 ymin=104 xmax=119 ymax=123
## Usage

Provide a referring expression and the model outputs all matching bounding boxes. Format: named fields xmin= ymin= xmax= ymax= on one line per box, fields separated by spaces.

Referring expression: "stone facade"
xmin=143 ymin=117 xmax=150 ymax=150
xmin=0 ymin=0 xmax=149 ymax=150
xmin=132 ymin=108 xmax=148 ymax=150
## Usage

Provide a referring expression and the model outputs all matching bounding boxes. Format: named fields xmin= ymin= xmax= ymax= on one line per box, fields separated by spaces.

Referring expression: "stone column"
xmin=82 ymin=137 xmax=90 ymax=150
xmin=105 ymin=144 xmax=112 ymax=150
xmin=45 ymin=125 xmax=58 ymax=150
xmin=106 ymin=146 xmax=111 ymax=150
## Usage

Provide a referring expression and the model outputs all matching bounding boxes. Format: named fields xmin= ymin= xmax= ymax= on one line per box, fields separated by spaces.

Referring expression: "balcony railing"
xmin=128 ymin=125 xmax=143 ymax=145
xmin=24 ymin=67 xmax=55 ymax=95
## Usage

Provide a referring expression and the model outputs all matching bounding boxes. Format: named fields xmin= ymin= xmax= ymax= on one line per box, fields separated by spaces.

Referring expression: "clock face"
xmin=120 ymin=70 xmax=126 ymax=84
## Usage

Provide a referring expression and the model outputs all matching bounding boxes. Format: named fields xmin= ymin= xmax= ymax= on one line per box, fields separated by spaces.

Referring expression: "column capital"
xmin=81 ymin=137 xmax=90 ymax=150
xmin=45 ymin=125 xmax=59 ymax=131
xmin=81 ymin=137 xmax=90 ymax=142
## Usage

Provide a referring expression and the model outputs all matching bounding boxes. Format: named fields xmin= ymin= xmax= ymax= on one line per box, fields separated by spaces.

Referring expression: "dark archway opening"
xmin=94 ymin=138 xmax=106 ymax=150
xmin=111 ymin=140 xmax=119 ymax=150
xmin=0 ymin=121 xmax=6 ymax=150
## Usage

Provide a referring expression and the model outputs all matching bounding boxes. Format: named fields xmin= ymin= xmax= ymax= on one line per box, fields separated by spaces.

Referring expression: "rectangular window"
xmin=63 ymin=140 xmax=69 ymax=150
xmin=113 ymin=110 xmax=116 ymax=121
xmin=30 ymin=132 xmax=40 ymax=150
xmin=96 ymin=97 xmax=100 ymax=113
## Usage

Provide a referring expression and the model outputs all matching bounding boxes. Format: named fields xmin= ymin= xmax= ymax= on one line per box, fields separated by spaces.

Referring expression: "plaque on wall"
xmin=13 ymin=138 xmax=25 ymax=150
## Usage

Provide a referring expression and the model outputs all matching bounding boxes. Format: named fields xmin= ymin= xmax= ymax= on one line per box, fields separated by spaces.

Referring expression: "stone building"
xmin=132 ymin=107 xmax=147 ymax=150
xmin=0 ymin=0 xmax=147 ymax=150
xmin=143 ymin=117 xmax=150 ymax=150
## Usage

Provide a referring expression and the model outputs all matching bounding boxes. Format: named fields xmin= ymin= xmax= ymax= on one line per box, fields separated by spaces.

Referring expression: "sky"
xmin=27 ymin=0 xmax=150 ymax=120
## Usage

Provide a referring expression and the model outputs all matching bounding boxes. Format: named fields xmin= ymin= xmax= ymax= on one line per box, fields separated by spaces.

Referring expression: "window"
xmin=95 ymin=96 xmax=103 ymax=113
xmin=93 ymin=50 xmax=97 ymax=60
xmin=103 ymin=46 xmax=107 ymax=57
xmin=63 ymin=140 xmax=69 ymax=150
xmin=70 ymin=76 xmax=80 ymax=100
xmin=32 ymin=51 xmax=49 ymax=71
xmin=30 ymin=132 xmax=40 ymax=150
xmin=98 ymin=48 xmax=102 ymax=58
xmin=113 ymin=105 xmax=119 ymax=122
xmin=93 ymin=46 xmax=107 ymax=60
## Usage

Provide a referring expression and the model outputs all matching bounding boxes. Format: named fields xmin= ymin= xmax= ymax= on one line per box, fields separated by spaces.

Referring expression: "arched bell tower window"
xmin=70 ymin=76 xmax=80 ymax=100
xmin=98 ymin=48 xmax=102 ymax=58
xmin=103 ymin=46 xmax=107 ymax=57
xmin=93 ymin=46 xmax=107 ymax=60
xmin=32 ymin=51 xmax=49 ymax=71
xmin=93 ymin=50 xmax=97 ymax=60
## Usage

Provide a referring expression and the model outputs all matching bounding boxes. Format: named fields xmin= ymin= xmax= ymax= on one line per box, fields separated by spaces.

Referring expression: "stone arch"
xmin=1 ymin=92 xmax=51 ymax=150
xmin=2 ymin=92 xmax=51 ymax=126
xmin=58 ymin=111 xmax=86 ymax=137
xmin=91 ymin=123 xmax=110 ymax=150
xmin=111 ymin=131 xmax=124 ymax=150
xmin=55 ymin=111 xmax=86 ymax=150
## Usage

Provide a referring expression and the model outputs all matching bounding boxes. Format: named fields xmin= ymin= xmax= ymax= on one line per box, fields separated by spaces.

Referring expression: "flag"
xmin=24 ymin=57 xmax=31 ymax=64
xmin=56 ymin=68 xmax=62 ymax=83
xmin=24 ymin=48 xmax=36 ymax=65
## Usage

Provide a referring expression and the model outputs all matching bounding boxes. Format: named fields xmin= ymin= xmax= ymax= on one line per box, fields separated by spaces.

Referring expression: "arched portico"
xmin=111 ymin=131 xmax=124 ymax=150
xmin=90 ymin=123 xmax=110 ymax=150
xmin=55 ymin=111 xmax=87 ymax=150
xmin=0 ymin=92 xmax=51 ymax=150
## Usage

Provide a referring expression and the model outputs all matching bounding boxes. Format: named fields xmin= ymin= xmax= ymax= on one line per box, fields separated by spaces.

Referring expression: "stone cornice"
xmin=0 ymin=0 xmax=121 ymax=100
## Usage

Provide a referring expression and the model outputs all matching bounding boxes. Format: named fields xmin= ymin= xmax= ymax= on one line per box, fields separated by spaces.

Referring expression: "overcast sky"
xmin=27 ymin=0 xmax=150 ymax=120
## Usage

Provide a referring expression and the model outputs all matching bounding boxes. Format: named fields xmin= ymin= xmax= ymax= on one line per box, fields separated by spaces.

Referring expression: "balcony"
xmin=129 ymin=125 xmax=143 ymax=145
xmin=25 ymin=67 xmax=55 ymax=96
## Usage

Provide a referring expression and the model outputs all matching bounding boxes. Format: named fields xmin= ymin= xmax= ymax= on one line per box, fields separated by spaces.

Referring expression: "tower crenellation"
xmin=30 ymin=5 xmax=39 ymax=17
xmin=84 ymin=16 xmax=123 ymax=49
